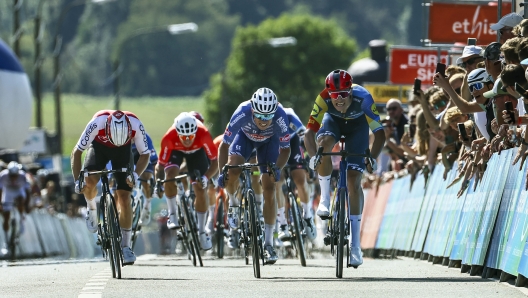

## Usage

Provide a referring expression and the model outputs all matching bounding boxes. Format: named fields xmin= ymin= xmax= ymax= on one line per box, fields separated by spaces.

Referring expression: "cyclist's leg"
xmin=315 ymin=114 xmax=339 ymax=216
xmin=139 ymin=162 xmax=154 ymax=224
xmin=248 ymin=153 xmax=263 ymax=213
xmin=205 ymin=175 xmax=216 ymax=234
xmin=164 ymin=150 xmax=184 ymax=229
xmin=289 ymin=135 xmax=311 ymax=217
xmin=82 ymin=143 xmax=105 ymax=233
xmin=1 ymin=208 xmax=10 ymax=253
xmin=225 ymin=132 xmax=253 ymax=204
xmin=275 ymin=172 xmax=289 ymax=240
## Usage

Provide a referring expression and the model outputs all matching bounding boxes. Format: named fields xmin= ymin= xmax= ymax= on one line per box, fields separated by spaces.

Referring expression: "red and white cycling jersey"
xmin=158 ymin=121 xmax=218 ymax=166
xmin=75 ymin=110 xmax=150 ymax=155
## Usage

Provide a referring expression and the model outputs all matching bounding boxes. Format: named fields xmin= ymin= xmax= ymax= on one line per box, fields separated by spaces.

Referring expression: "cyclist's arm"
xmin=276 ymin=147 xmax=291 ymax=169
xmin=218 ymin=142 xmax=229 ymax=173
xmin=305 ymin=93 xmax=329 ymax=157
xmin=361 ymin=92 xmax=385 ymax=159
xmin=71 ymin=147 xmax=84 ymax=181
xmin=371 ymin=130 xmax=386 ymax=159
xmin=202 ymin=132 xmax=219 ymax=179
xmin=135 ymin=154 xmax=150 ymax=178
xmin=304 ymin=129 xmax=317 ymax=157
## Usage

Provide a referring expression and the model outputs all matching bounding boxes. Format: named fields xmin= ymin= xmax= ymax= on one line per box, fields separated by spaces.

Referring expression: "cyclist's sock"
xmin=318 ymin=175 xmax=331 ymax=203
xmin=301 ymin=202 xmax=313 ymax=219
xmin=197 ymin=212 xmax=206 ymax=233
xmin=264 ymin=224 xmax=275 ymax=246
xmin=227 ymin=192 xmax=239 ymax=207
xmin=277 ymin=207 xmax=287 ymax=225
xmin=208 ymin=205 xmax=215 ymax=221
xmin=255 ymin=194 xmax=263 ymax=213
xmin=85 ymin=197 xmax=97 ymax=210
xmin=349 ymin=215 xmax=362 ymax=248
xmin=121 ymin=228 xmax=132 ymax=248
xmin=166 ymin=196 xmax=178 ymax=215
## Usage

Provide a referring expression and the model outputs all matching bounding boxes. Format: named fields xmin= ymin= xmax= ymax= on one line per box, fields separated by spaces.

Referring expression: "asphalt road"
xmin=1 ymin=252 xmax=526 ymax=298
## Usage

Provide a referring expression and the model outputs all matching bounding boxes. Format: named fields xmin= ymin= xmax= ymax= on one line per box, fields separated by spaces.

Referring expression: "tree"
xmin=204 ymin=13 xmax=357 ymax=135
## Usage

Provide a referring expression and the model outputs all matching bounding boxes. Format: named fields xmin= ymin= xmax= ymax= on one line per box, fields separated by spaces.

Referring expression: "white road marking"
xmin=78 ymin=268 xmax=112 ymax=298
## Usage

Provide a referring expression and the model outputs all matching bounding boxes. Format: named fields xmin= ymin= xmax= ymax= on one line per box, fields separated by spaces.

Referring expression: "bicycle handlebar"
xmin=221 ymin=162 xmax=278 ymax=181
xmin=314 ymin=147 xmax=373 ymax=169
xmin=79 ymin=168 xmax=130 ymax=191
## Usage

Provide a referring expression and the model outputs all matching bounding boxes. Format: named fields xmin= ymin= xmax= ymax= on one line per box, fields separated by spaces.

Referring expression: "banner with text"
xmin=389 ymin=47 xmax=448 ymax=85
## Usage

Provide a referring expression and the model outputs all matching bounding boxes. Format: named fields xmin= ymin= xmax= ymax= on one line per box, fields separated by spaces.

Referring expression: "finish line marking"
xmin=78 ymin=268 xmax=111 ymax=298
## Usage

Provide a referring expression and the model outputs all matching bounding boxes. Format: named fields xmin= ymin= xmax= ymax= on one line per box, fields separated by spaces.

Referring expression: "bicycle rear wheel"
xmin=336 ymin=188 xmax=346 ymax=278
xmin=215 ymin=199 xmax=225 ymax=259
xmin=289 ymin=193 xmax=306 ymax=267
xmin=241 ymin=202 xmax=250 ymax=265
xmin=131 ymin=197 xmax=142 ymax=250
xmin=182 ymin=196 xmax=203 ymax=267
xmin=106 ymin=195 xmax=122 ymax=279
xmin=248 ymin=190 xmax=261 ymax=278
xmin=9 ymin=218 xmax=17 ymax=261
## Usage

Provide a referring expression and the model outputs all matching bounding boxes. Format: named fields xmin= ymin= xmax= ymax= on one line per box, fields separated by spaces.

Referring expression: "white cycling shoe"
xmin=278 ymin=225 xmax=291 ymax=241
xmin=167 ymin=213 xmax=180 ymax=229
xmin=304 ymin=217 xmax=317 ymax=240
xmin=85 ymin=210 xmax=98 ymax=233
xmin=205 ymin=217 xmax=214 ymax=235
xmin=349 ymin=247 xmax=363 ymax=268
xmin=122 ymin=246 xmax=136 ymax=265
xmin=316 ymin=199 xmax=330 ymax=218
xmin=199 ymin=232 xmax=212 ymax=251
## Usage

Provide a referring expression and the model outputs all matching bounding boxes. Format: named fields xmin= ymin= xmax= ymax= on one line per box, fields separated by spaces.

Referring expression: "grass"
xmin=35 ymin=94 xmax=206 ymax=155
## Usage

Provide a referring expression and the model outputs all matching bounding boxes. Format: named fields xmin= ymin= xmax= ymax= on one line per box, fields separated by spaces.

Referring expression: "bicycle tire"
xmin=182 ymin=196 xmax=203 ymax=267
xmin=9 ymin=218 xmax=16 ymax=261
xmin=107 ymin=195 xmax=122 ymax=279
xmin=336 ymin=188 xmax=346 ymax=278
xmin=178 ymin=209 xmax=196 ymax=266
xmin=247 ymin=190 xmax=261 ymax=278
xmin=131 ymin=197 xmax=142 ymax=250
xmin=215 ymin=199 xmax=225 ymax=259
xmin=241 ymin=202 xmax=250 ymax=265
xmin=289 ymin=193 xmax=307 ymax=267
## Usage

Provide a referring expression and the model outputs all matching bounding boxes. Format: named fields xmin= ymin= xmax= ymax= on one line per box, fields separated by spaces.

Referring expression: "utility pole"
xmin=13 ymin=0 xmax=22 ymax=57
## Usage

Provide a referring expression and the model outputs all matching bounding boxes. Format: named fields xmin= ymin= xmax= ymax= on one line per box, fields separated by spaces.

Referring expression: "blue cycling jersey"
xmin=132 ymin=133 xmax=158 ymax=164
xmin=223 ymin=101 xmax=291 ymax=149
xmin=283 ymin=108 xmax=305 ymax=136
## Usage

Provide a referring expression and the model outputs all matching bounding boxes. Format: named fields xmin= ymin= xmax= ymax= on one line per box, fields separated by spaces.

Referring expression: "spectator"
xmin=444 ymin=107 xmax=469 ymax=131
xmin=430 ymin=91 xmax=449 ymax=116
xmin=482 ymin=42 xmax=503 ymax=80
xmin=483 ymin=77 xmax=522 ymax=126
xmin=386 ymin=98 xmax=408 ymax=143
xmin=517 ymin=38 xmax=528 ymax=63
xmin=456 ymin=46 xmax=484 ymax=72
xmin=500 ymin=64 xmax=528 ymax=114
xmin=491 ymin=12 xmax=523 ymax=44
xmin=446 ymin=65 xmax=466 ymax=78
xmin=500 ymin=37 xmax=522 ymax=65
xmin=513 ymin=19 xmax=528 ymax=37
xmin=449 ymin=73 xmax=464 ymax=96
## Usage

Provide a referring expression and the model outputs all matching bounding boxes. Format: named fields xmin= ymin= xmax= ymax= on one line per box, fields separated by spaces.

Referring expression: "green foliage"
xmin=204 ymin=13 xmax=357 ymax=135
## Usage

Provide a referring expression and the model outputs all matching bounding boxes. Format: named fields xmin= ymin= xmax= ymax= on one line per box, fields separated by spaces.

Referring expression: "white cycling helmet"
xmin=251 ymin=87 xmax=278 ymax=114
xmin=105 ymin=110 xmax=132 ymax=147
xmin=174 ymin=112 xmax=198 ymax=136
xmin=467 ymin=68 xmax=493 ymax=85
xmin=7 ymin=161 xmax=21 ymax=175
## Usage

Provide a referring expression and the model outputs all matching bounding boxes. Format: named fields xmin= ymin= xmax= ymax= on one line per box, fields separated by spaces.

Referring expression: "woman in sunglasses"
xmin=304 ymin=69 xmax=386 ymax=268
xmin=155 ymin=112 xmax=219 ymax=251
xmin=217 ymin=87 xmax=291 ymax=265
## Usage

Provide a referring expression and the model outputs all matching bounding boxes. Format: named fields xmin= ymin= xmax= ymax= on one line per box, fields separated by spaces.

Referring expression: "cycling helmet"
xmin=189 ymin=111 xmax=205 ymax=123
xmin=7 ymin=161 xmax=21 ymax=175
xmin=105 ymin=110 xmax=132 ymax=147
xmin=174 ymin=112 xmax=198 ymax=136
xmin=251 ymin=87 xmax=278 ymax=114
xmin=325 ymin=69 xmax=353 ymax=91
xmin=467 ymin=68 xmax=493 ymax=85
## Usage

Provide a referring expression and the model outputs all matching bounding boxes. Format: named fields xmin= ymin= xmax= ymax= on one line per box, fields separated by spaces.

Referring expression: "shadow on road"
xmin=123 ymin=277 xmax=194 ymax=281
xmin=260 ymin=277 xmax=493 ymax=283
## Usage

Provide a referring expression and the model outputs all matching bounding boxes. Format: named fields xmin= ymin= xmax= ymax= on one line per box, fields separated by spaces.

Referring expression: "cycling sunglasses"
xmin=329 ymin=89 xmax=352 ymax=99
xmin=468 ymin=82 xmax=485 ymax=93
xmin=253 ymin=112 xmax=275 ymax=121
xmin=179 ymin=134 xmax=196 ymax=142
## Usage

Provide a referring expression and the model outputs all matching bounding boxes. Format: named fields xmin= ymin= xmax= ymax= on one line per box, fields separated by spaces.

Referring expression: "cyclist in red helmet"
xmin=71 ymin=110 xmax=151 ymax=265
xmin=304 ymin=69 xmax=386 ymax=268
xmin=190 ymin=111 xmax=205 ymax=123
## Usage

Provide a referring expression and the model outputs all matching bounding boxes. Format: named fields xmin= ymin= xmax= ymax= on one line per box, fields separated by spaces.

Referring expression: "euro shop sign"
xmin=428 ymin=1 xmax=511 ymax=44
xmin=389 ymin=47 xmax=448 ymax=85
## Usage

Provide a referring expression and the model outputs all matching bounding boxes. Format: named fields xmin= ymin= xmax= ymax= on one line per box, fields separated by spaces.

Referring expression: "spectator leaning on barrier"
xmin=457 ymin=46 xmax=483 ymax=102
xmin=491 ymin=12 xmax=524 ymax=44
xmin=500 ymin=64 xmax=528 ymax=114
xmin=482 ymin=77 xmax=516 ymax=126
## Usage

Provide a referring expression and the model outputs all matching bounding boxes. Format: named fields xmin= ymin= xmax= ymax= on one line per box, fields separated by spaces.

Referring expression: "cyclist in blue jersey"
xmin=305 ymin=70 xmax=386 ymax=268
xmin=132 ymin=133 xmax=158 ymax=225
xmin=217 ymin=87 xmax=291 ymax=264
xmin=276 ymin=108 xmax=317 ymax=242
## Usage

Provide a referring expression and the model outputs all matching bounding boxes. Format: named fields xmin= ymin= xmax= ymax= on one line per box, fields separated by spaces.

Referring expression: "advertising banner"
xmin=360 ymin=181 xmax=393 ymax=249
xmin=389 ymin=47 xmax=448 ymax=85
xmin=363 ymin=84 xmax=413 ymax=104
xmin=428 ymin=2 xmax=512 ymax=44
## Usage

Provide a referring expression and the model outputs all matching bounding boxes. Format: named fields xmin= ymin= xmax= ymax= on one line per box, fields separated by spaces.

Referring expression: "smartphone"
xmin=404 ymin=124 xmax=410 ymax=134
xmin=409 ymin=124 xmax=416 ymax=138
xmin=516 ymin=83 xmax=528 ymax=99
xmin=458 ymin=123 xmax=469 ymax=141
xmin=413 ymin=78 xmax=421 ymax=95
xmin=435 ymin=63 xmax=446 ymax=78
xmin=505 ymin=101 xmax=515 ymax=125
xmin=467 ymin=38 xmax=477 ymax=45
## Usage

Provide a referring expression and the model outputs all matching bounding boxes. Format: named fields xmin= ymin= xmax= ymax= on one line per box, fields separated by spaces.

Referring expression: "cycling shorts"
xmin=316 ymin=113 xmax=369 ymax=173
xmin=165 ymin=148 xmax=210 ymax=181
xmin=228 ymin=131 xmax=279 ymax=174
xmin=84 ymin=141 xmax=133 ymax=191
xmin=1 ymin=188 xmax=26 ymax=211
xmin=287 ymin=134 xmax=306 ymax=170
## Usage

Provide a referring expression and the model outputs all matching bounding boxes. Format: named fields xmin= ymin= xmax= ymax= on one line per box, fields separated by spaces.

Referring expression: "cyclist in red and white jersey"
xmin=155 ymin=112 xmax=219 ymax=251
xmin=71 ymin=110 xmax=151 ymax=265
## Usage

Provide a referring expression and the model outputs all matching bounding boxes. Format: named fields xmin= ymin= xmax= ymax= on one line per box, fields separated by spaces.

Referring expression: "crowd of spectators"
xmin=366 ymin=12 xmax=528 ymax=197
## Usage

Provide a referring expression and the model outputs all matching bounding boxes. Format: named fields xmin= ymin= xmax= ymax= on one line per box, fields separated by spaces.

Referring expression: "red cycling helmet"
xmin=105 ymin=110 xmax=132 ymax=146
xmin=325 ymin=69 xmax=353 ymax=91
xmin=189 ymin=111 xmax=204 ymax=123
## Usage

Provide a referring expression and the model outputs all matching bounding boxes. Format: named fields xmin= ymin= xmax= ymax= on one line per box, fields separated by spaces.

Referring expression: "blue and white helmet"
xmin=7 ymin=161 xmax=21 ymax=175
xmin=251 ymin=87 xmax=278 ymax=114
xmin=468 ymin=68 xmax=493 ymax=85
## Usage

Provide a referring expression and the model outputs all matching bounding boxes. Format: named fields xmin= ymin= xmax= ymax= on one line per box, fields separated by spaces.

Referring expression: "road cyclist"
xmin=304 ymin=70 xmax=386 ymax=270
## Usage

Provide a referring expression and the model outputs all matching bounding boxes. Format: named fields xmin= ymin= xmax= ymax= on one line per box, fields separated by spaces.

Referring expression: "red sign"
xmin=428 ymin=2 xmax=512 ymax=44
xmin=389 ymin=47 xmax=449 ymax=85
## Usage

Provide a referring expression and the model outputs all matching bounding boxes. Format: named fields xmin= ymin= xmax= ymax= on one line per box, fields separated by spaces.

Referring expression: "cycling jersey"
xmin=158 ymin=121 xmax=217 ymax=167
xmin=0 ymin=169 xmax=29 ymax=211
xmin=283 ymin=108 xmax=306 ymax=136
xmin=213 ymin=134 xmax=223 ymax=150
xmin=132 ymin=133 xmax=158 ymax=165
xmin=223 ymin=101 xmax=291 ymax=149
xmin=76 ymin=110 xmax=150 ymax=155
xmin=307 ymin=84 xmax=382 ymax=133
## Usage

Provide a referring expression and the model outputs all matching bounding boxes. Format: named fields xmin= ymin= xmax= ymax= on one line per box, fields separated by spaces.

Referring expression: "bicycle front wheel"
xmin=247 ymin=190 xmax=261 ymax=278
xmin=336 ymin=188 xmax=346 ymax=278
xmin=215 ymin=199 xmax=225 ymax=259
xmin=131 ymin=197 xmax=142 ymax=250
xmin=289 ymin=193 xmax=306 ymax=267
xmin=9 ymin=218 xmax=17 ymax=261
xmin=182 ymin=196 xmax=203 ymax=267
xmin=106 ymin=195 xmax=122 ymax=279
